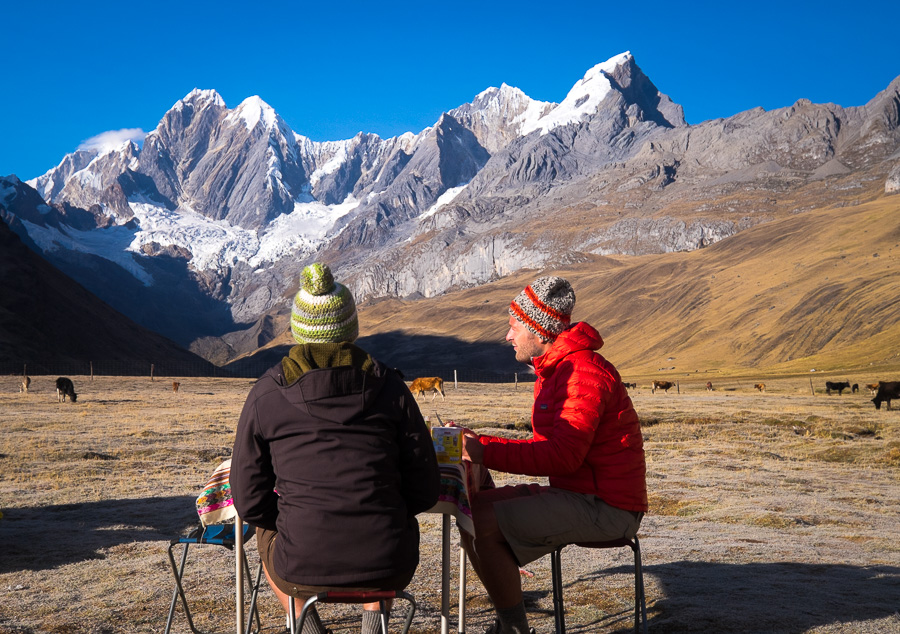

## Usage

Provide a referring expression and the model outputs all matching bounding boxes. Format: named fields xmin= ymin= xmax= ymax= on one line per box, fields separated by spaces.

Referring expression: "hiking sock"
xmin=302 ymin=606 xmax=329 ymax=634
xmin=361 ymin=608 xmax=387 ymax=634
xmin=496 ymin=601 xmax=530 ymax=634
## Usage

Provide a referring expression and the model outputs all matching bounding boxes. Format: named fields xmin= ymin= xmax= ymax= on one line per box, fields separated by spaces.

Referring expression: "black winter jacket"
xmin=231 ymin=343 xmax=440 ymax=586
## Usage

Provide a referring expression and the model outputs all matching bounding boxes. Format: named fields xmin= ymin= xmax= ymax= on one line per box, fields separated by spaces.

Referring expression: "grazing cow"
xmin=172 ymin=381 xmax=181 ymax=392
xmin=852 ymin=383 xmax=859 ymax=393
xmin=754 ymin=383 xmax=766 ymax=392
xmin=410 ymin=377 xmax=445 ymax=401
xmin=20 ymin=375 xmax=30 ymax=393
xmin=706 ymin=381 xmax=714 ymax=392
xmin=866 ymin=383 xmax=880 ymax=395
xmin=651 ymin=380 xmax=674 ymax=394
xmin=56 ymin=377 xmax=77 ymax=403
xmin=623 ymin=382 xmax=637 ymax=389
xmin=825 ymin=381 xmax=851 ymax=396
xmin=872 ymin=381 xmax=900 ymax=410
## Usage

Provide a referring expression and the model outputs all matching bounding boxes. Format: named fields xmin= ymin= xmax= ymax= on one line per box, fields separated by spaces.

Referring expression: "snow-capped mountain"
xmin=4 ymin=52 xmax=900 ymax=357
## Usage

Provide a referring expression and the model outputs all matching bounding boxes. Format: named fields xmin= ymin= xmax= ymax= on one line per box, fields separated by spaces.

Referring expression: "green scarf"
xmin=281 ymin=342 xmax=376 ymax=384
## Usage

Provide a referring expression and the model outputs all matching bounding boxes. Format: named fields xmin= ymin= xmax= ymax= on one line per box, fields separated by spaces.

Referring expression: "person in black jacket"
xmin=231 ymin=263 xmax=440 ymax=634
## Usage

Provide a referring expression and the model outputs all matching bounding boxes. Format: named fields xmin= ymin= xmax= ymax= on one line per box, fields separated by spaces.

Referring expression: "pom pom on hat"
xmin=509 ymin=276 xmax=575 ymax=342
xmin=290 ymin=263 xmax=359 ymax=344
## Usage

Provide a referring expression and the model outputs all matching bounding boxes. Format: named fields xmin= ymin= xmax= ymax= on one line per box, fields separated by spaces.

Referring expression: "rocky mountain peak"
xmin=176 ymin=88 xmax=226 ymax=110
xmin=451 ymin=83 xmax=552 ymax=154
xmin=519 ymin=51 xmax=635 ymax=136
xmin=226 ymin=95 xmax=280 ymax=133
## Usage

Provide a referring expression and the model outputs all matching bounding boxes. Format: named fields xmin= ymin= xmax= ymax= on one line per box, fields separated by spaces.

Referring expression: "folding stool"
xmin=164 ymin=521 xmax=263 ymax=634
xmin=550 ymin=536 xmax=648 ymax=633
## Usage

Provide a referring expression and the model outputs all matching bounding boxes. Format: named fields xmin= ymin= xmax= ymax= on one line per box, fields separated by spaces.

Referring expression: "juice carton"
xmin=431 ymin=426 xmax=462 ymax=464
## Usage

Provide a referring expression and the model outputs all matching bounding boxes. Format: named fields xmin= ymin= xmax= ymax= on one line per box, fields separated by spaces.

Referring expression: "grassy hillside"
xmin=355 ymin=193 xmax=900 ymax=380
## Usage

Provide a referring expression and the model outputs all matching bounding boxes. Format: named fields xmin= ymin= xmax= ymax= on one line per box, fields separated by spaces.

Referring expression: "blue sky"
xmin=2 ymin=0 xmax=897 ymax=181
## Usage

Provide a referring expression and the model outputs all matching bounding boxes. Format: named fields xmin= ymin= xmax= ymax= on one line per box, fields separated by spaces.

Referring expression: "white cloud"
xmin=78 ymin=128 xmax=147 ymax=153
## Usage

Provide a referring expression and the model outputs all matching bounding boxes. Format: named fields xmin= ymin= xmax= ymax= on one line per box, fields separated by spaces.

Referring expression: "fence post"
xmin=454 ymin=369 xmax=458 ymax=390
xmin=90 ymin=362 xmax=94 ymax=381
xmin=514 ymin=373 xmax=518 ymax=391
xmin=809 ymin=378 xmax=815 ymax=396
xmin=150 ymin=363 xmax=155 ymax=381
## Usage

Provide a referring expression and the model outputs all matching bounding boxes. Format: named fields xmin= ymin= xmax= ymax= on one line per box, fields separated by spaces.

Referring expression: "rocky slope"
xmin=0 ymin=212 xmax=220 ymax=373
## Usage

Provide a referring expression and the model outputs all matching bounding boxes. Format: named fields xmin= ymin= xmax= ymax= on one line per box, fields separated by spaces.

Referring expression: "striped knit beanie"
xmin=509 ymin=276 xmax=575 ymax=343
xmin=290 ymin=263 xmax=359 ymax=344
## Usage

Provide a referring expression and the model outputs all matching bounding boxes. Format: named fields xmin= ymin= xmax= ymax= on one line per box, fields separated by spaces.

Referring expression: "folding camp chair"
xmin=289 ymin=590 xmax=417 ymax=634
xmin=164 ymin=520 xmax=263 ymax=634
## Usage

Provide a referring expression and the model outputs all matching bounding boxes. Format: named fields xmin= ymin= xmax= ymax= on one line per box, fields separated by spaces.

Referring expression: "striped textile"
xmin=429 ymin=463 xmax=494 ymax=535
xmin=195 ymin=459 xmax=237 ymax=526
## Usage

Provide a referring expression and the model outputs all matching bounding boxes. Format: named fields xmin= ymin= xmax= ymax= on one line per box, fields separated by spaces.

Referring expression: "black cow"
xmin=623 ymin=382 xmax=637 ymax=389
xmin=852 ymin=383 xmax=859 ymax=393
xmin=872 ymin=381 xmax=900 ymax=410
xmin=56 ymin=377 xmax=77 ymax=403
xmin=825 ymin=381 xmax=851 ymax=395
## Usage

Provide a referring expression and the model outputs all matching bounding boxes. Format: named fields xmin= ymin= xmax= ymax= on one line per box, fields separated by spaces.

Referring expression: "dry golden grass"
xmin=356 ymin=194 xmax=900 ymax=380
xmin=1 ymin=374 xmax=899 ymax=633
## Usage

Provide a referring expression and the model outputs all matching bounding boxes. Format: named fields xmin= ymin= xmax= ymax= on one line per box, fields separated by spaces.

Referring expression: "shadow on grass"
xmin=0 ymin=495 xmax=198 ymax=573
xmin=558 ymin=559 xmax=900 ymax=633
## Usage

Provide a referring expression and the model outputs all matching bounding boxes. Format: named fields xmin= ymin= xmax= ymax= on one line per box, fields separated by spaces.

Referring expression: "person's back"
xmin=231 ymin=263 xmax=439 ymax=634
xmin=234 ymin=342 xmax=438 ymax=585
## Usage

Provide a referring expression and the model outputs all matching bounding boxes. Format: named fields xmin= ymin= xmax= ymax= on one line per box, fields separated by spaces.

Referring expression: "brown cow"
xmin=706 ymin=381 xmax=714 ymax=392
xmin=866 ymin=383 xmax=880 ymax=395
xmin=172 ymin=381 xmax=181 ymax=392
xmin=20 ymin=375 xmax=30 ymax=393
xmin=754 ymin=383 xmax=765 ymax=392
xmin=410 ymin=377 xmax=445 ymax=401
xmin=651 ymin=380 xmax=674 ymax=394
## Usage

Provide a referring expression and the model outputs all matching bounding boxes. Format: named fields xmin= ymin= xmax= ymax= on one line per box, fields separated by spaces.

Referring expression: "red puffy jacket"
xmin=481 ymin=321 xmax=647 ymax=512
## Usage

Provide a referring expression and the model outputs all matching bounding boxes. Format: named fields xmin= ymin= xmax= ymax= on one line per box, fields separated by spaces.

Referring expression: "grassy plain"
xmin=1 ymin=374 xmax=898 ymax=633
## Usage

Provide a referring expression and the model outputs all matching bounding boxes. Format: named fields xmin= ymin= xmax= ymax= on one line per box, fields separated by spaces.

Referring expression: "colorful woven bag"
xmin=195 ymin=459 xmax=237 ymax=526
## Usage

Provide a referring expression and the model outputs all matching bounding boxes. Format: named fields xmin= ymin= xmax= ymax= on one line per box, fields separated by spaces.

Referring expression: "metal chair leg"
xmin=633 ymin=537 xmax=648 ymax=634
xmin=165 ymin=542 xmax=201 ymax=634
xmin=294 ymin=591 xmax=417 ymax=634
xmin=288 ymin=596 xmax=297 ymax=634
xmin=551 ymin=546 xmax=566 ymax=634
xmin=379 ymin=599 xmax=390 ymax=633
xmin=551 ymin=539 xmax=647 ymax=634
xmin=244 ymin=561 xmax=263 ymax=634
xmin=398 ymin=590 xmax=417 ymax=634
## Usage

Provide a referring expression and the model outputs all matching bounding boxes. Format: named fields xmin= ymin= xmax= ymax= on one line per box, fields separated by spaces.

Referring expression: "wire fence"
xmin=1 ymin=361 xmax=536 ymax=384
xmin=2 ymin=361 xmax=236 ymax=379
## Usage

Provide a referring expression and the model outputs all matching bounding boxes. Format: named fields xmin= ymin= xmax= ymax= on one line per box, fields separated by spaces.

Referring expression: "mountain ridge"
xmin=3 ymin=53 xmax=899 ymax=365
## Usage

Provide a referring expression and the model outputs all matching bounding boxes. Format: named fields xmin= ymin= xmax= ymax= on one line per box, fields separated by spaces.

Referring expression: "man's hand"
xmin=461 ymin=429 xmax=484 ymax=464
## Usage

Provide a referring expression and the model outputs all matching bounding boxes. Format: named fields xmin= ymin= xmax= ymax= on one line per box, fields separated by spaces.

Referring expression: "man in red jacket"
xmin=461 ymin=275 xmax=647 ymax=634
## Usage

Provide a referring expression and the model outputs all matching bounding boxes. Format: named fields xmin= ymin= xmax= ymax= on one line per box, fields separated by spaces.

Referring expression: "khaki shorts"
xmin=256 ymin=527 xmax=415 ymax=601
xmin=489 ymin=484 xmax=643 ymax=566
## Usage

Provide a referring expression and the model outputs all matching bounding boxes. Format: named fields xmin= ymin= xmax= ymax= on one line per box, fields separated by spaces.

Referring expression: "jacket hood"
xmin=272 ymin=343 xmax=389 ymax=425
xmin=533 ymin=322 xmax=603 ymax=375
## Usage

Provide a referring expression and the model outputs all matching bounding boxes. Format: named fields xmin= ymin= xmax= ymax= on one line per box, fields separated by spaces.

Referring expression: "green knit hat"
xmin=290 ymin=263 xmax=359 ymax=344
